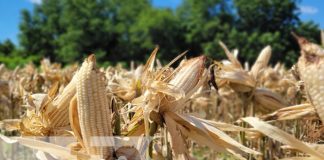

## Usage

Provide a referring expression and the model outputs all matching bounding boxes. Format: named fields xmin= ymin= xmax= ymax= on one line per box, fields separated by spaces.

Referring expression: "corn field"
xmin=0 ymin=33 xmax=323 ymax=160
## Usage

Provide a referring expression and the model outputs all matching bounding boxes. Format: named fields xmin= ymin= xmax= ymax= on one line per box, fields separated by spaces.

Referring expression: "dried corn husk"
xmin=254 ymin=88 xmax=287 ymax=111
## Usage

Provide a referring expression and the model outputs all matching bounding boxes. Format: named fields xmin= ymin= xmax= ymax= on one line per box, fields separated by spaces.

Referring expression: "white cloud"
xmin=28 ymin=0 xmax=42 ymax=4
xmin=300 ymin=5 xmax=318 ymax=14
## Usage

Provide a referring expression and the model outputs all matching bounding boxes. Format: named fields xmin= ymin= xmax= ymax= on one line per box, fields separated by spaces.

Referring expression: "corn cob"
xmin=168 ymin=56 xmax=206 ymax=94
xmin=294 ymin=33 xmax=324 ymax=122
xmin=250 ymin=46 xmax=272 ymax=79
xmin=47 ymin=71 xmax=78 ymax=127
xmin=162 ymin=56 xmax=206 ymax=112
xmin=128 ymin=56 xmax=206 ymax=135
xmin=76 ymin=54 xmax=113 ymax=159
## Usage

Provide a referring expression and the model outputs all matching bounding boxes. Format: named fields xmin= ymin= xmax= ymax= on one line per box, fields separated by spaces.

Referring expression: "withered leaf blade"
xmin=163 ymin=112 xmax=190 ymax=158
xmin=219 ymin=41 xmax=243 ymax=69
xmin=242 ymin=117 xmax=324 ymax=159
xmin=0 ymin=135 xmax=94 ymax=160
xmin=167 ymin=112 xmax=260 ymax=157
xmin=262 ymin=104 xmax=316 ymax=121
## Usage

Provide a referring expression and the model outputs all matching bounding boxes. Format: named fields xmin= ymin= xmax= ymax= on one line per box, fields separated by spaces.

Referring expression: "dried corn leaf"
xmin=279 ymin=157 xmax=315 ymax=160
xmin=219 ymin=41 xmax=243 ymax=69
xmin=69 ymin=95 xmax=84 ymax=148
xmin=262 ymin=104 xmax=316 ymax=121
xmin=190 ymin=116 xmax=255 ymax=132
xmin=282 ymin=143 xmax=324 ymax=154
xmin=164 ymin=112 xmax=190 ymax=158
xmin=242 ymin=117 xmax=324 ymax=159
xmin=0 ymin=135 xmax=93 ymax=160
xmin=0 ymin=119 xmax=21 ymax=131
xmin=167 ymin=112 xmax=260 ymax=156
xmin=150 ymin=80 xmax=184 ymax=100
xmin=217 ymin=69 xmax=255 ymax=89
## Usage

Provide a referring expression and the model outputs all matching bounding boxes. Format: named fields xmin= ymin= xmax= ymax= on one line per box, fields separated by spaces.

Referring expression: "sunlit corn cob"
xmin=162 ymin=56 xmax=206 ymax=112
xmin=128 ymin=55 xmax=207 ymax=134
xmin=76 ymin=54 xmax=113 ymax=159
xmin=250 ymin=45 xmax=272 ymax=79
xmin=294 ymin=33 xmax=324 ymax=122
xmin=47 ymin=71 xmax=79 ymax=127
xmin=168 ymin=56 xmax=206 ymax=94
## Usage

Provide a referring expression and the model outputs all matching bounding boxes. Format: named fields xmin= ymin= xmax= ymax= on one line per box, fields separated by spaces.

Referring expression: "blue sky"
xmin=0 ymin=0 xmax=323 ymax=45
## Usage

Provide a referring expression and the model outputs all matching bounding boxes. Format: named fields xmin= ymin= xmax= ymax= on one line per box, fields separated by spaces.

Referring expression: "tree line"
xmin=0 ymin=0 xmax=321 ymax=68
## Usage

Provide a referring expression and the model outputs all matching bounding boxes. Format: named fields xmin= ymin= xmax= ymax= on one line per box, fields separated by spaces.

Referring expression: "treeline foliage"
xmin=0 ymin=40 xmax=39 ymax=68
xmin=0 ymin=0 xmax=321 ymax=68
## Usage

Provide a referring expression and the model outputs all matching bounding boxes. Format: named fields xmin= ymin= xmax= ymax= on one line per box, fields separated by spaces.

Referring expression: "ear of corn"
xmin=294 ymin=33 xmax=324 ymax=122
xmin=168 ymin=56 xmax=206 ymax=95
xmin=298 ymin=60 xmax=324 ymax=122
xmin=292 ymin=32 xmax=324 ymax=57
xmin=250 ymin=46 xmax=272 ymax=79
xmin=47 ymin=70 xmax=79 ymax=127
xmin=76 ymin=54 xmax=113 ymax=159
xmin=162 ymin=56 xmax=207 ymax=112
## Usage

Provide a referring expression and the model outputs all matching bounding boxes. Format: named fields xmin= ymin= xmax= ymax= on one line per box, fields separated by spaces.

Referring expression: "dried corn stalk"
xmin=215 ymin=42 xmax=287 ymax=112
xmin=126 ymin=53 xmax=260 ymax=159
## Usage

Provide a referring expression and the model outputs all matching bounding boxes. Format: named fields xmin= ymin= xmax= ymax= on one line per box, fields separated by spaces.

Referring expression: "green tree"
xmin=17 ymin=0 xmax=321 ymax=66
xmin=0 ymin=40 xmax=15 ymax=56
xmin=0 ymin=39 xmax=39 ymax=69
xmin=19 ymin=0 xmax=62 ymax=60
xmin=129 ymin=8 xmax=186 ymax=62
xmin=232 ymin=0 xmax=320 ymax=65
xmin=19 ymin=0 xmax=187 ymax=65
xmin=177 ymin=0 xmax=234 ymax=58
xmin=57 ymin=0 xmax=116 ymax=63
xmin=176 ymin=0 xmax=320 ymax=66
